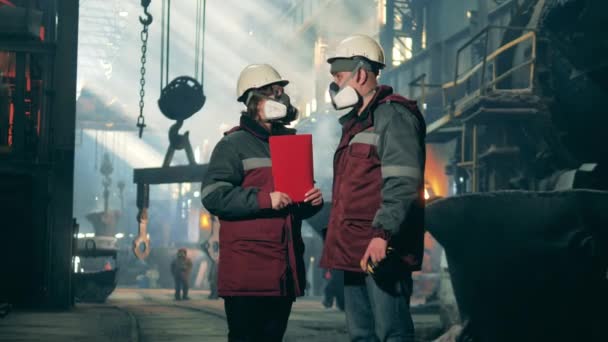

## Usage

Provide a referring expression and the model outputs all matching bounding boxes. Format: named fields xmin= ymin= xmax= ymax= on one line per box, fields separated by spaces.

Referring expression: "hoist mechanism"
xmin=133 ymin=0 xmax=208 ymax=260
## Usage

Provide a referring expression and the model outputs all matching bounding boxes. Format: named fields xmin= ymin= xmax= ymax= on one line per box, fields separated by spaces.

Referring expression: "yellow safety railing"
xmin=411 ymin=26 xmax=538 ymax=123
xmin=444 ymin=26 xmax=537 ymax=114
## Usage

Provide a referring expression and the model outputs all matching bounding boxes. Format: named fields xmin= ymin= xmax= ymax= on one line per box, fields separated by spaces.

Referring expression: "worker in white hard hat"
xmin=319 ymin=34 xmax=427 ymax=341
xmin=202 ymin=64 xmax=324 ymax=341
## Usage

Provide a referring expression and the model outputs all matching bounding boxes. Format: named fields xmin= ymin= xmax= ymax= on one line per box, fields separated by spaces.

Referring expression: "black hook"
xmin=139 ymin=0 xmax=153 ymax=26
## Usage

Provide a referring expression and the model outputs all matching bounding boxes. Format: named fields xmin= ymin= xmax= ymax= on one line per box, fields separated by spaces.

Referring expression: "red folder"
xmin=269 ymin=134 xmax=314 ymax=203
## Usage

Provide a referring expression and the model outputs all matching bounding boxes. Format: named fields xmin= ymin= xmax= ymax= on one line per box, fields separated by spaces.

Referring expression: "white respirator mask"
xmin=328 ymin=63 xmax=363 ymax=110
xmin=246 ymin=90 xmax=288 ymax=122
xmin=262 ymin=99 xmax=288 ymax=121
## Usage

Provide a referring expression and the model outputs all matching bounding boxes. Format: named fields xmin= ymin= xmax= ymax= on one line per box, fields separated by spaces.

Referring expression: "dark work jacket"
xmin=320 ymin=85 xmax=426 ymax=272
xmin=171 ymin=256 xmax=193 ymax=282
xmin=201 ymin=115 xmax=322 ymax=297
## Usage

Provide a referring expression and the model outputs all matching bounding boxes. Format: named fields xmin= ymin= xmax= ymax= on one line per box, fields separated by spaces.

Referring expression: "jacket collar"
xmin=338 ymin=85 xmax=395 ymax=127
xmin=235 ymin=115 xmax=295 ymax=141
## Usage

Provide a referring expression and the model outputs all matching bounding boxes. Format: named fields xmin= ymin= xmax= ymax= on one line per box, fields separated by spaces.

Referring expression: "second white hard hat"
xmin=236 ymin=64 xmax=289 ymax=103
xmin=327 ymin=34 xmax=386 ymax=67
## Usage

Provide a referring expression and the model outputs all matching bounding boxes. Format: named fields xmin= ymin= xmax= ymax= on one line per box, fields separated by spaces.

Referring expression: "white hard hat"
xmin=236 ymin=64 xmax=289 ymax=102
xmin=327 ymin=34 xmax=385 ymax=67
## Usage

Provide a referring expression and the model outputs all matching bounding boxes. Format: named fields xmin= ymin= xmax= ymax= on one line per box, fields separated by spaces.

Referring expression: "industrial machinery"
xmin=72 ymin=153 xmax=122 ymax=302
xmin=132 ymin=0 xmax=209 ymax=260
xmin=421 ymin=1 xmax=608 ymax=340
xmin=72 ymin=236 xmax=118 ymax=303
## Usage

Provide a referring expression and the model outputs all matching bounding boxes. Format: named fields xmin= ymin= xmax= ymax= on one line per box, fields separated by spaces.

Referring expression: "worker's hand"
xmin=270 ymin=192 xmax=292 ymax=210
xmin=360 ymin=238 xmax=388 ymax=272
xmin=304 ymin=188 xmax=323 ymax=206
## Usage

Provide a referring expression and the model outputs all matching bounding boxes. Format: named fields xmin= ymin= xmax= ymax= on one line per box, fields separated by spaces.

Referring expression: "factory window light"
xmin=74 ymin=256 xmax=80 ymax=273
xmin=422 ymin=29 xmax=427 ymax=50
xmin=194 ymin=145 xmax=201 ymax=163
xmin=392 ymin=46 xmax=402 ymax=67
xmin=311 ymin=98 xmax=317 ymax=112
xmin=405 ymin=37 xmax=413 ymax=59
xmin=378 ymin=0 xmax=387 ymax=26
xmin=314 ymin=38 xmax=326 ymax=67
xmin=392 ymin=37 xmax=413 ymax=67
xmin=306 ymin=103 xmax=311 ymax=117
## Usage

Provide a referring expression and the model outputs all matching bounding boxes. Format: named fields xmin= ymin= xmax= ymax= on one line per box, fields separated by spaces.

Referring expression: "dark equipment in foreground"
xmin=72 ymin=237 xmax=119 ymax=303
xmin=0 ymin=303 xmax=11 ymax=318
xmin=426 ymin=190 xmax=608 ymax=342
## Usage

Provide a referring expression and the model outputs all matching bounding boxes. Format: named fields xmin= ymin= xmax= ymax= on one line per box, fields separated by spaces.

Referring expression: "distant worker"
xmin=202 ymin=64 xmax=324 ymax=341
xmin=320 ymin=34 xmax=426 ymax=341
xmin=171 ymin=248 xmax=193 ymax=300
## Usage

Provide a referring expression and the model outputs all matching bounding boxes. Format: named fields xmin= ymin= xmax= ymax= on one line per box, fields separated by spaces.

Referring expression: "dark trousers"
xmin=224 ymin=296 xmax=293 ymax=342
xmin=174 ymin=277 xmax=189 ymax=299
xmin=344 ymin=271 xmax=415 ymax=342
xmin=324 ymin=270 xmax=345 ymax=310
xmin=208 ymin=262 xmax=218 ymax=299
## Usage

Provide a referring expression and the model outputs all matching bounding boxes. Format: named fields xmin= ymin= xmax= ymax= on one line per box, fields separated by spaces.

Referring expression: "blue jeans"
xmin=343 ymin=271 xmax=415 ymax=342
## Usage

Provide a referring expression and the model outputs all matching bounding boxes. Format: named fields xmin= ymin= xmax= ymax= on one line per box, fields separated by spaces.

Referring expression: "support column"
xmin=47 ymin=0 xmax=79 ymax=309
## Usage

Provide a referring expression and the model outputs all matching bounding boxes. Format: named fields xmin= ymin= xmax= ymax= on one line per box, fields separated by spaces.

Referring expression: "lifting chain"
xmin=137 ymin=0 xmax=153 ymax=138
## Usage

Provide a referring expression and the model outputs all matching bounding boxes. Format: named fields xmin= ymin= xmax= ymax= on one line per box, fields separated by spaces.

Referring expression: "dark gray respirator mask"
xmin=273 ymin=92 xmax=299 ymax=124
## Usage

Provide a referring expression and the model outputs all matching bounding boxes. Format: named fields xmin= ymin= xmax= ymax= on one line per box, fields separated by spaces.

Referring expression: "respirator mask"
xmin=328 ymin=61 xmax=364 ymax=110
xmin=248 ymin=90 xmax=299 ymax=124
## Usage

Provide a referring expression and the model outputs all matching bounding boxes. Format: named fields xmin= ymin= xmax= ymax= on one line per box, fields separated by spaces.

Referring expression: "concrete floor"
xmin=0 ymin=288 xmax=442 ymax=342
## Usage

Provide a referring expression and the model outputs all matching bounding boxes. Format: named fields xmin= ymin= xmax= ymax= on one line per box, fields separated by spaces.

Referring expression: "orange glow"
xmin=424 ymin=145 xmax=449 ymax=197
xmin=199 ymin=212 xmax=211 ymax=230
xmin=421 ymin=232 xmax=437 ymax=273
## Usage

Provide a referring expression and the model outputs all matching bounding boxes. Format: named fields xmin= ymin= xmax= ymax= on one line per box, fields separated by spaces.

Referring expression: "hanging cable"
xmin=195 ymin=0 xmax=201 ymax=80
xmin=95 ymin=129 xmax=98 ymax=170
xmin=201 ymin=0 xmax=207 ymax=85
xmin=160 ymin=0 xmax=172 ymax=90
xmin=112 ymin=131 xmax=116 ymax=166
xmin=165 ymin=0 xmax=171 ymax=88
xmin=160 ymin=0 xmax=166 ymax=92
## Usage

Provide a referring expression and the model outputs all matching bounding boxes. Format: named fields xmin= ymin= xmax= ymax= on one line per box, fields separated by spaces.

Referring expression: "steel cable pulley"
xmin=157 ymin=0 xmax=207 ymax=122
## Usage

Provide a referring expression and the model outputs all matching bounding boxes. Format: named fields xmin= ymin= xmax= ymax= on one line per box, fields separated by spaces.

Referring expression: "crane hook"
xmin=139 ymin=0 xmax=153 ymax=26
